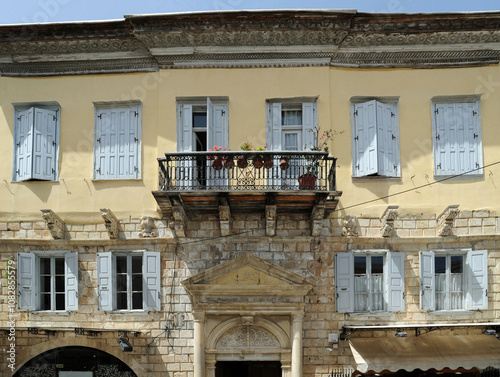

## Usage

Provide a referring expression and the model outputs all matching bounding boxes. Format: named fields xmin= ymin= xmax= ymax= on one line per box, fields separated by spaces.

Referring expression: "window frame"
xmin=93 ymin=101 xmax=142 ymax=180
xmin=12 ymin=102 xmax=61 ymax=182
xmin=431 ymin=95 xmax=483 ymax=178
xmin=419 ymin=249 xmax=488 ymax=312
xmin=350 ymin=97 xmax=400 ymax=179
xmin=335 ymin=250 xmax=405 ymax=314
xmin=17 ymin=250 xmax=78 ymax=312
xmin=97 ymin=250 xmax=161 ymax=312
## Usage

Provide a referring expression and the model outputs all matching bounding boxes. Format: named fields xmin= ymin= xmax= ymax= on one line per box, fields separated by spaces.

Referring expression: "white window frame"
xmin=97 ymin=250 xmax=161 ymax=312
xmin=431 ymin=95 xmax=483 ymax=177
xmin=335 ymin=250 xmax=405 ymax=313
xmin=419 ymin=249 xmax=488 ymax=312
xmin=17 ymin=250 xmax=78 ymax=312
xmin=93 ymin=101 xmax=142 ymax=180
xmin=350 ymin=97 xmax=400 ymax=179
xmin=12 ymin=102 xmax=60 ymax=182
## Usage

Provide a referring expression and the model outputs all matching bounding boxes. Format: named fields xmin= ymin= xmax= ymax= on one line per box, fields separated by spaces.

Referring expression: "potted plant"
xmin=238 ymin=142 xmax=252 ymax=168
xmin=299 ymin=128 xmax=332 ymax=189
xmin=253 ymin=145 xmax=266 ymax=169
xmin=279 ymin=155 xmax=290 ymax=170
xmin=208 ymin=146 xmax=224 ymax=171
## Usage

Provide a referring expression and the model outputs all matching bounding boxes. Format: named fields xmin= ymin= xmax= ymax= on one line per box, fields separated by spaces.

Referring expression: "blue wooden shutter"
xmin=467 ymin=249 xmax=488 ymax=310
xmin=176 ymin=103 xmax=193 ymax=188
xmin=65 ymin=252 xmax=79 ymax=311
xmin=32 ymin=108 xmax=58 ymax=180
xmin=267 ymin=102 xmax=282 ymax=151
xmin=335 ymin=252 xmax=354 ymax=313
xmin=387 ymin=251 xmax=405 ymax=312
xmin=17 ymin=252 xmax=35 ymax=310
xmin=419 ymin=251 xmax=435 ymax=311
xmin=353 ymin=101 xmax=377 ymax=177
xmin=463 ymin=101 xmax=482 ymax=175
xmin=207 ymin=99 xmax=228 ymax=150
xmin=97 ymin=252 xmax=114 ymax=311
xmin=302 ymin=102 xmax=315 ymax=150
xmin=377 ymin=102 xmax=399 ymax=177
xmin=120 ymin=105 xmax=140 ymax=179
xmin=143 ymin=251 xmax=161 ymax=311
xmin=14 ymin=108 xmax=34 ymax=181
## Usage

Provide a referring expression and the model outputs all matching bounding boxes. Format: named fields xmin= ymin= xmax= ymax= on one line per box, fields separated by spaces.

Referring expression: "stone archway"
xmin=182 ymin=254 xmax=314 ymax=377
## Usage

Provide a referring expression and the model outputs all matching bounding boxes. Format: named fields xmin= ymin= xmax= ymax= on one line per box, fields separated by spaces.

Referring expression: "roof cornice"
xmin=1 ymin=10 xmax=500 ymax=76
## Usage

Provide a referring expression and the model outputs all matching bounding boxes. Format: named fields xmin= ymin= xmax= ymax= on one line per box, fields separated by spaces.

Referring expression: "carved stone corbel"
xmin=172 ymin=205 xmax=187 ymax=238
xmin=139 ymin=216 xmax=157 ymax=238
xmin=266 ymin=193 xmax=277 ymax=237
xmin=241 ymin=316 xmax=254 ymax=326
xmin=311 ymin=195 xmax=327 ymax=237
xmin=380 ymin=205 xmax=399 ymax=237
xmin=40 ymin=209 xmax=65 ymax=239
xmin=342 ymin=215 xmax=359 ymax=237
xmin=100 ymin=208 xmax=119 ymax=239
xmin=437 ymin=205 xmax=460 ymax=236
xmin=218 ymin=204 xmax=231 ymax=237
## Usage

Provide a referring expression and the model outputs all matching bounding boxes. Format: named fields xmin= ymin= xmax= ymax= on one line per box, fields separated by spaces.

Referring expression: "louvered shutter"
xmin=65 ymin=252 xmax=79 ymax=311
xmin=267 ymin=102 xmax=282 ymax=151
xmin=463 ymin=102 xmax=483 ymax=175
xmin=143 ymin=251 xmax=161 ymax=311
xmin=302 ymin=102 xmax=315 ymax=150
xmin=353 ymin=100 xmax=378 ymax=177
xmin=94 ymin=108 xmax=110 ymax=179
xmin=14 ymin=108 xmax=34 ymax=181
xmin=467 ymin=249 xmax=488 ymax=310
xmin=17 ymin=252 xmax=36 ymax=310
xmin=176 ymin=103 xmax=194 ymax=188
xmin=97 ymin=252 xmax=114 ymax=311
xmin=387 ymin=252 xmax=405 ymax=312
xmin=335 ymin=252 xmax=354 ymax=313
xmin=377 ymin=102 xmax=399 ymax=177
xmin=419 ymin=251 xmax=435 ymax=311
xmin=32 ymin=108 xmax=57 ymax=180
xmin=207 ymin=99 xmax=228 ymax=150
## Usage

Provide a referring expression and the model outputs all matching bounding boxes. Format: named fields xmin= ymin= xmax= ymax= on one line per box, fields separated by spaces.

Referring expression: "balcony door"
xmin=177 ymin=97 xmax=228 ymax=189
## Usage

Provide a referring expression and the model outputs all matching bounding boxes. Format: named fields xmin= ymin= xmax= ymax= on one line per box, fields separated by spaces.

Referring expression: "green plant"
xmin=240 ymin=142 xmax=253 ymax=151
xmin=305 ymin=128 xmax=332 ymax=175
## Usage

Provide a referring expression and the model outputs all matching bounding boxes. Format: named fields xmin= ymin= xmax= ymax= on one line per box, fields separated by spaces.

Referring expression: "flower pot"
xmin=237 ymin=155 xmax=248 ymax=168
xmin=279 ymin=157 xmax=290 ymax=170
xmin=263 ymin=155 xmax=273 ymax=169
xmin=223 ymin=157 xmax=234 ymax=169
xmin=298 ymin=174 xmax=316 ymax=189
xmin=212 ymin=158 xmax=223 ymax=171
xmin=253 ymin=155 xmax=264 ymax=169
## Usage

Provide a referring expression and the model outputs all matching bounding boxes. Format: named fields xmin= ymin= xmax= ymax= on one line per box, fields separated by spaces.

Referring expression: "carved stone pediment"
xmin=182 ymin=254 xmax=314 ymax=306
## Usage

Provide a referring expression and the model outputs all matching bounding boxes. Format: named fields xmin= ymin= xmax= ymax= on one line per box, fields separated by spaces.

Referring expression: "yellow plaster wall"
xmin=0 ymin=65 xmax=499 ymax=221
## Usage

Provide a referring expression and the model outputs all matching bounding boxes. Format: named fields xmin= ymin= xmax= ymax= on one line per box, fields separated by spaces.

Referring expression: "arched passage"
xmin=13 ymin=346 xmax=137 ymax=377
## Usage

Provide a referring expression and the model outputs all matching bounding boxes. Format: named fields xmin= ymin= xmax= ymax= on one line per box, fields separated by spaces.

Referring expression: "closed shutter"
xmin=467 ymin=249 xmax=488 ymax=310
xmin=32 ymin=108 xmax=58 ymax=180
xmin=17 ymin=252 xmax=35 ymax=310
xmin=65 ymin=252 xmax=79 ymax=311
xmin=95 ymin=105 xmax=140 ymax=179
xmin=353 ymin=100 xmax=378 ymax=176
xmin=335 ymin=252 xmax=354 ymax=313
xmin=419 ymin=251 xmax=435 ymax=311
xmin=302 ymin=102 xmax=315 ymax=150
xmin=377 ymin=102 xmax=399 ymax=177
xmin=267 ymin=102 xmax=282 ymax=151
xmin=463 ymin=102 xmax=482 ymax=175
xmin=387 ymin=252 xmax=405 ymax=312
xmin=97 ymin=252 xmax=114 ymax=311
xmin=143 ymin=251 xmax=161 ymax=311
xmin=14 ymin=108 xmax=34 ymax=181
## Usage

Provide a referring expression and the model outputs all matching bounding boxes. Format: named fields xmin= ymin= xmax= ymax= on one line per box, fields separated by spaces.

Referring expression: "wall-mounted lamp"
xmin=395 ymin=330 xmax=407 ymax=338
xmin=118 ymin=331 xmax=133 ymax=352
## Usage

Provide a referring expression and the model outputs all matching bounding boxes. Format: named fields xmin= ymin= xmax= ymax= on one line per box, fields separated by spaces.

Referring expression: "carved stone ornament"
xmin=437 ymin=205 xmax=460 ymax=236
xmin=40 ymin=209 xmax=64 ymax=239
xmin=100 ymin=208 xmax=119 ymax=239
xmin=139 ymin=216 xmax=157 ymax=238
xmin=342 ymin=215 xmax=359 ymax=237
xmin=216 ymin=326 xmax=280 ymax=350
xmin=380 ymin=205 xmax=399 ymax=237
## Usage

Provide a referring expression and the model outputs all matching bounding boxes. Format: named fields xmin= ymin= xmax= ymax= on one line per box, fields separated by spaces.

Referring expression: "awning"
xmin=349 ymin=335 xmax=500 ymax=373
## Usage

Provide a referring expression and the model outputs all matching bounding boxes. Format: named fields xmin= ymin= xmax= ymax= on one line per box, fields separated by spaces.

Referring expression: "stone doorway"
xmin=216 ymin=361 xmax=282 ymax=377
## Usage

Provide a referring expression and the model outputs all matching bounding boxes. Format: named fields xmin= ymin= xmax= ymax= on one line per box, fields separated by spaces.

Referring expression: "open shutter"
xmin=120 ymin=105 xmax=140 ymax=179
xmin=14 ymin=108 xmax=34 ymax=181
xmin=65 ymin=252 xmax=79 ymax=311
xmin=32 ymin=108 xmax=57 ymax=180
xmin=433 ymin=102 xmax=455 ymax=175
xmin=353 ymin=100 xmax=377 ymax=177
xmin=143 ymin=251 xmax=161 ymax=311
xmin=302 ymin=102 xmax=315 ymax=150
xmin=97 ymin=252 xmax=114 ymax=311
xmin=463 ymin=101 xmax=482 ymax=175
xmin=17 ymin=252 xmax=36 ymax=310
xmin=419 ymin=251 xmax=435 ymax=311
xmin=377 ymin=102 xmax=399 ymax=177
xmin=207 ymin=99 xmax=228 ymax=150
xmin=177 ymin=103 xmax=193 ymax=152
xmin=467 ymin=249 xmax=488 ymax=310
xmin=267 ymin=102 xmax=282 ymax=151
xmin=387 ymin=252 xmax=405 ymax=312
xmin=335 ymin=252 xmax=354 ymax=313
xmin=94 ymin=108 xmax=110 ymax=179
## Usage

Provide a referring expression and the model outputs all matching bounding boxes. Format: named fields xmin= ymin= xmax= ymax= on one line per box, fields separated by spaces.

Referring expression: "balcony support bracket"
xmin=170 ymin=195 xmax=188 ymax=238
xmin=311 ymin=194 xmax=327 ymax=237
xmin=265 ymin=193 xmax=277 ymax=237
xmin=437 ymin=204 xmax=460 ymax=236
xmin=40 ymin=209 xmax=65 ymax=239
xmin=218 ymin=195 xmax=231 ymax=237
xmin=380 ymin=205 xmax=399 ymax=237
xmin=100 ymin=208 xmax=120 ymax=239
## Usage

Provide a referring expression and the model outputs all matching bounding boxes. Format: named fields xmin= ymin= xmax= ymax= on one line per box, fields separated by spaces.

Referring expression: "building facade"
xmin=1 ymin=9 xmax=500 ymax=377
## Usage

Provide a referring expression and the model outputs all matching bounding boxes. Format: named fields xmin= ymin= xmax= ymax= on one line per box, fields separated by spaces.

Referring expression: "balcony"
xmin=152 ymin=151 xmax=342 ymax=236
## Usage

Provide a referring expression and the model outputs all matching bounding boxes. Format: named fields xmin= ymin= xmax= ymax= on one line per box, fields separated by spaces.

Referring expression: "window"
xmin=97 ymin=251 xmax=160 ymax=311
xmin=94 ymin=102 xmax=142 ymax=180
xmin=13 ymin=104 xmax=60 ymax=181
xmin=266 ymin=99 xmax=316 ymax=151
xmin=335 ymin=251 xmax=404 ymax=313
xmin=351 ymin=98 xmax=400 ymax=178
xmin=432 ymin=96 xmax=483 ymax=177
xmin=17 ymin=251 xmax=78 ymax=311
xmin=420 ymin=249 xmax=488 ymax=311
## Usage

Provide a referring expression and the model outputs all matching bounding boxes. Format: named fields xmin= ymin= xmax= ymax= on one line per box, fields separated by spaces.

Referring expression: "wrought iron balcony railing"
xmin=158 ymin=151 xmax=336 ymax=192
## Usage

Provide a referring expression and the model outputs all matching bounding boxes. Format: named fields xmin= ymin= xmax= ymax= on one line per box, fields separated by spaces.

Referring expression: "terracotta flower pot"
xmin=298 ymin=174 xmax=316 ymax=189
